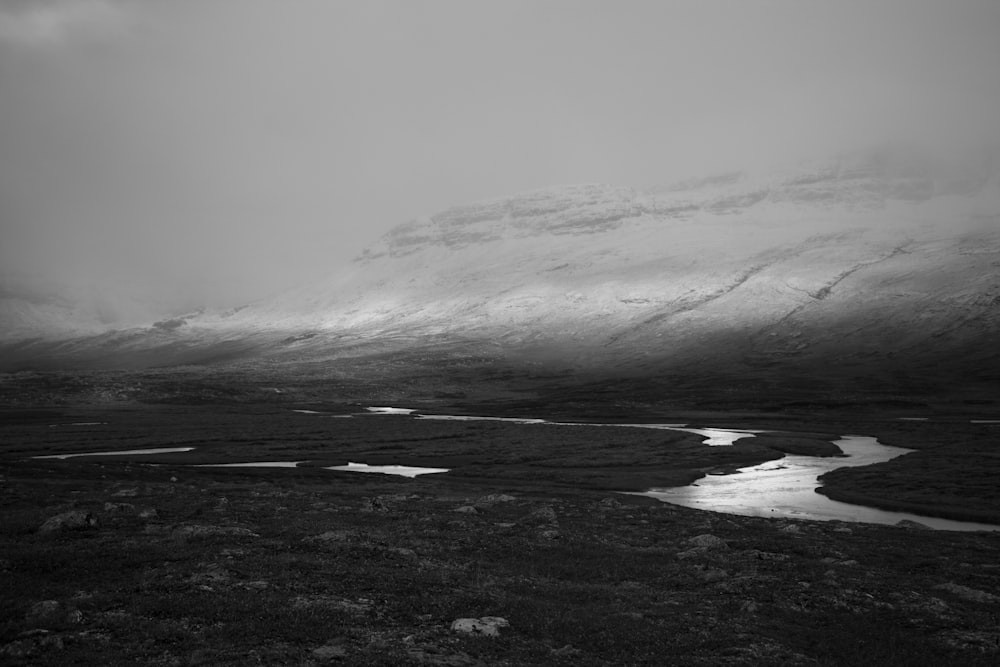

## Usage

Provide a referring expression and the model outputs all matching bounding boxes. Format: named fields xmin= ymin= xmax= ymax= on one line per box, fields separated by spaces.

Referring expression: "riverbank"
xmin=816 ymin=485 xmax=1000 ymax=526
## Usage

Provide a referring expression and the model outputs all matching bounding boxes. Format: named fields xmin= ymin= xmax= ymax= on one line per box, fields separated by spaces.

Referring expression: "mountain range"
xmin=3 ymin=144 xmax=998 ymax=406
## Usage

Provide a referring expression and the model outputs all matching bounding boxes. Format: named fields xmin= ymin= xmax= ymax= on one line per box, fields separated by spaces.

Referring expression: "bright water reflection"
xmin=641 ymin=436 xmax=1000 ymax=532
xmin=325 ymin=462 xmax=449 ymax=477
xmin=33 ymin=406 xmax=999 ymax=530
xmin=613 ymin=423 xmax=762 ymax=445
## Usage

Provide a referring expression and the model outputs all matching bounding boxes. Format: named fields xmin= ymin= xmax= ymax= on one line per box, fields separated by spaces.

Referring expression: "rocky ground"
xmin=2 ymin=398 xmax=999 ymax=666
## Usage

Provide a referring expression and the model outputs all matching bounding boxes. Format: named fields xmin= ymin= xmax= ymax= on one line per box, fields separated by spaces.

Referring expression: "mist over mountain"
xmin=2 ymin=144 xmax=998 ymax=405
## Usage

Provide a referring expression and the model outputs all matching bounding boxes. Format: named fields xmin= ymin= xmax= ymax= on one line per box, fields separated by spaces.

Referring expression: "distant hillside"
xmin=3 ymin=144 xmax=999 ymax=402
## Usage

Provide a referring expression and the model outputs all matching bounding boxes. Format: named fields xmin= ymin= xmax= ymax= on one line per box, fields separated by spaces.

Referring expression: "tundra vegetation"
xmin=2 ymin=366 xmax=999 ymax=665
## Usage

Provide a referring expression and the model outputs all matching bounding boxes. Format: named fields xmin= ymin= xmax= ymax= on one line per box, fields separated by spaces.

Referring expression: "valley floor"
xmin=1 ymin=378 xmax=999 ymax=665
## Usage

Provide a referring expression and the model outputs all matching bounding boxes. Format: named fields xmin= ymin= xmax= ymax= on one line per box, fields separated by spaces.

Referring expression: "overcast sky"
xmin=1 ymin=0 xmax=999 ymax=306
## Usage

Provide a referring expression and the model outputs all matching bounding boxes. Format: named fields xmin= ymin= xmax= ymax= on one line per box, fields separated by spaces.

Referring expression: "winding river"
xmin=403 ymin=409 xmax=1000 ymax=531
xmin=638 ymin=435 xmax=1000 ymax=531
xmin=33 ymin=407 xmax=999 ymax=531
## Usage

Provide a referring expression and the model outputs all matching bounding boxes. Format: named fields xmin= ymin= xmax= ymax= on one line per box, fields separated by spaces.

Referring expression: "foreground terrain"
xmin=2 ymin=378 xmax=999 ymax=666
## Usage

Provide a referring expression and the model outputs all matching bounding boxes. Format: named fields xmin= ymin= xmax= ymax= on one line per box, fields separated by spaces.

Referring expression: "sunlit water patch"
xmin=366 ymin=407 xmax=417 ymax=415
xmin=325 ymin=462 xmax=449 ymax=477
xmin=612 ymin=423 xmax=762 ymax=445
xmin=640 ymin=436 xmax=999 ymax=531
xmin=33 ymin=405 xmax=995 ymax=529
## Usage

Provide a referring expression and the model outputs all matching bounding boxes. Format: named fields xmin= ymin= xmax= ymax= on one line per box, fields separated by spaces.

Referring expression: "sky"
xmin=1 ymin=0 xmax=999 ymax=307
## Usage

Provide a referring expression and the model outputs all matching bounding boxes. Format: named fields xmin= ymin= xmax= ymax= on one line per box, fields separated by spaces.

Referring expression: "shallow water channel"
xmin=32 ymin=407 xmax=999 ymax=531
xmin=410 ymin=410 xmax=999 ymax=531
xmin=638 ymin=435 xmax=1000 ymax=532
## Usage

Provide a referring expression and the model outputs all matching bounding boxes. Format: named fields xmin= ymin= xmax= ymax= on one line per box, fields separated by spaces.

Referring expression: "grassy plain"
xmin=1 ymin=366 xmax=999 ymax=665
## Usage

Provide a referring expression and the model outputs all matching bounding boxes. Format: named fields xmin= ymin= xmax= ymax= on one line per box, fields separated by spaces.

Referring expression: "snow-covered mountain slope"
xmin=0 ymin=273 xmax=174 ymax=342
xmin=3 ymin=145 xmax=999 ymax=391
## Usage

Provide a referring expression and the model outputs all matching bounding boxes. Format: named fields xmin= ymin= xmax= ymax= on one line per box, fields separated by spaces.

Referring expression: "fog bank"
xmin=2 ymin=0 xmax=998 ymax=307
